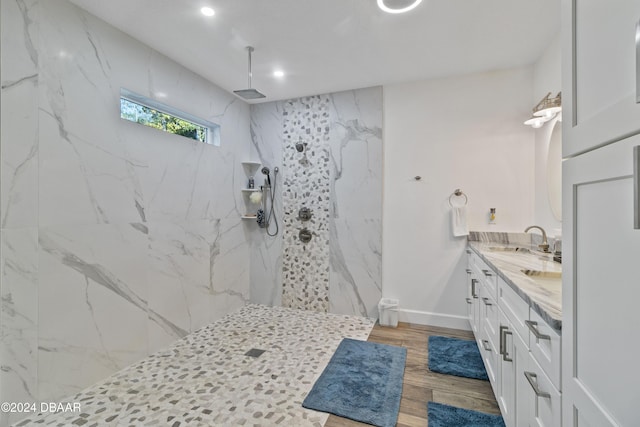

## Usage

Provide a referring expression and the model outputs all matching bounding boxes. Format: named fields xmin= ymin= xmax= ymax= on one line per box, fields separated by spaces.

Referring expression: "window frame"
xmin=120 ymin=88 xmax=220 ymax=146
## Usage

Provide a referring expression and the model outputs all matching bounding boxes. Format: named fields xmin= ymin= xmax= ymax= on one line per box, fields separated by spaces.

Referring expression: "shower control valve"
xmin=298 ymin=228 xmax=313 ymax=244
xmin=298 ymin=207 xmax=312 ymax=222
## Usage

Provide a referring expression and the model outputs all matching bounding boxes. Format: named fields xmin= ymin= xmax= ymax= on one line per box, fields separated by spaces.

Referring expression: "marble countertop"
xmin=468 ymin=241 xmax=562 ymax=332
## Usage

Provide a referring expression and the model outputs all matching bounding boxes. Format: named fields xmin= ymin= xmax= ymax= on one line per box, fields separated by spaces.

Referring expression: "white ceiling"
xmin=68 ymin=0 xmax=561 ymax=103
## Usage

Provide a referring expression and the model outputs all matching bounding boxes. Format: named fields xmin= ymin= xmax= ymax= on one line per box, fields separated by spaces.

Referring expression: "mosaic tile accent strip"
xmin=281 ymin=96 xmax=332 ymax=312
xmin=14 ymin=304 xmax=374 ymax=427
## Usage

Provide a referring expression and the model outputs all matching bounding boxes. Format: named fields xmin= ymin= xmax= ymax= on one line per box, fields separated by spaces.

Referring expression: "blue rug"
xmin=428 ymin=402 xmax=506 ymax=427
xmin=302 ymin=338 xmax=406 ymax=427
xmin=428 ymin=336 xmax=488 ymax=380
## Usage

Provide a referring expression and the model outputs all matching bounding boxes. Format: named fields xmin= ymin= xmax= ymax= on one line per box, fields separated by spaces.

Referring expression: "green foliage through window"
xmin=120 ymin=97 xmax=208 ymax=143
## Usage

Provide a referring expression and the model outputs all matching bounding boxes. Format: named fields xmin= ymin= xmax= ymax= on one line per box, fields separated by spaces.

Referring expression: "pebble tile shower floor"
xmin=15 ymin=305 xmax=374 ymax=427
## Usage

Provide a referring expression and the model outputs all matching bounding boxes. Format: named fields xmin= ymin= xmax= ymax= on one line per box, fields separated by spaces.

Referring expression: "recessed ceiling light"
xmin=273 ymin=70 xmax=285 ymax=78
xmin=200 ymin=7 xmax=215 ymax=17
xmin=377 ymin=0 xmax=423 ymax=14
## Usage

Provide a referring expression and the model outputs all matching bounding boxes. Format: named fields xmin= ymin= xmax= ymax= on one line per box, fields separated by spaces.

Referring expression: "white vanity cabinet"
xmin=562 ymin=134 xmax=640 ymax=427
xmin=562 ymin=0 xmax=640 ymax=157
xmin=465 ymin=249 xmax=563 ymax=427
xmin=562 ymin=0 xmax=640 ymax=425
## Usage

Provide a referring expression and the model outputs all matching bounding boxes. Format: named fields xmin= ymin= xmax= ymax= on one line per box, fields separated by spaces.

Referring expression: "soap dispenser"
xmin=489 ymin=208 xmax=496 ymax=225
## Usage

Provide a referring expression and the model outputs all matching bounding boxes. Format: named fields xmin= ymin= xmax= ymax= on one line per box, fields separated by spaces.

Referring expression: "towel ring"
xmin=449 ymin=189 xmax=468 ymax=207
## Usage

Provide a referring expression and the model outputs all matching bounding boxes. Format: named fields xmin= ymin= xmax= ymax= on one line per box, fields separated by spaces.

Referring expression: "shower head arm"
xmin=247 ymin=46 xmax=254 ymax=89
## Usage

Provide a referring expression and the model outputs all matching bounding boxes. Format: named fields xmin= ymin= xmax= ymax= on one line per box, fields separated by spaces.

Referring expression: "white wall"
xmin=533 ymin=34 xmax=563 ymax=236
xmin=382 ymin=67 xmax=535 ymax=329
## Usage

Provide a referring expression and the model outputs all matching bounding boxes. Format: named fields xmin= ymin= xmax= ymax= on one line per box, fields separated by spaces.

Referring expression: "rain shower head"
xmin=234 ymin=89 xmax=266 ymax=100
xmin=233 ymin=46 xmax=266 ymax=100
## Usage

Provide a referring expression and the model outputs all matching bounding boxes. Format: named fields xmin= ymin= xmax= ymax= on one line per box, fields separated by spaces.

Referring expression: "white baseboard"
xmin=396 ymin=308 xmax=471 ymax=331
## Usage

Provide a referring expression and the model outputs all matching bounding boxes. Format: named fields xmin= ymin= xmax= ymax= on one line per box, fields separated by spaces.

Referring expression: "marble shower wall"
xmin=0 ymin=0 xmax=251 ymax=422
xmin=250 ymin=87 xmax=382 ymax=318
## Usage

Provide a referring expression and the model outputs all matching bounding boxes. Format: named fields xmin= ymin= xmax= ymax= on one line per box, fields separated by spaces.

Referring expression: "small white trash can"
xmin=378 ymin=298 xmax=399 ymax=328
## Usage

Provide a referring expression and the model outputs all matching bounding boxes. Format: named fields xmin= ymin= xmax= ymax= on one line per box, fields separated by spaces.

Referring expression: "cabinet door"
xmin=523 ymin=354 xmax=562 ymax=427
xmin=563 ymin=135 xmax=640 ymax=426
xmin=498 ymin=278 xmax=530 ymax=348
xmin=514 ymin=326 xmax=533 ymax=427
xmin=465 ymin=266 xmax=474 ymax=325
xmin=563 ymin=0 xmax=640 ymax=156
xmin=497 ymin=310 xmax=519 ymax=427
xmin=467 ymin=271 xmax=481 ymax=335
xmin=480 ymin=284 xmax=499 ymax=350
xmin=480 ymin=332 xmax=498 ymax=388
xmin=527 ymin=310 xmax=561 ymax=392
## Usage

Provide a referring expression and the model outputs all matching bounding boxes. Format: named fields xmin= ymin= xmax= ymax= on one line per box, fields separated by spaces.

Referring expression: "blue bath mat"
xmin=428 ymin=402 xmax=505 ymax=427
xmin=302 ymin=338 xmax=406 ymax=427
xmin=428 ymin=335 xmax=488 ymax=380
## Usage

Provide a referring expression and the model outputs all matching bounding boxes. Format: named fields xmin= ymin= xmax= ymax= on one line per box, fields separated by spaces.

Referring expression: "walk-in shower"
xmin=257 ymin=166 xmax=279 ymax=236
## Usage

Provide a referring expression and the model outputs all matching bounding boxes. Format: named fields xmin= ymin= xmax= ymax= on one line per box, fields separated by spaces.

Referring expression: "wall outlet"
xmin=489 ymin=208 xmax=496 ymax=225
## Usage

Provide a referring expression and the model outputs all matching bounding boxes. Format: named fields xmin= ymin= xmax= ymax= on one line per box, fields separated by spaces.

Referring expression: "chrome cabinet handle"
xmin=471 ymin=279 xmax=478 ymax=298
xmin=481 ymin=297 xmax=493 ymax=306
xmin=482 ymin=340 xmax=491 ymax=351
xmin=499 ymin=325 xmax=513 ymax=362
xmin=466 ymin=298 xmax=472 ymax=304
xmin=524 ymin=371 xmax=551 ymax=398
xmin=466 ymin=269 xmax=472 ymax=274
xmin=525 ymin=320 xmax=551 ymax=341
xmin=634 ymin=145 xmax=639 ymax=229
xmin=482 ymin=269 xmax=493 ymax=277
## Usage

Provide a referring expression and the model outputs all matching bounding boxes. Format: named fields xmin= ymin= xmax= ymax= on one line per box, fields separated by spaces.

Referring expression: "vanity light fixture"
xmin=200 ymin=6 xmax=215 ymax=17
xmin=524 ymin=116 xmax=548 ymax=129
xmin=273 ymin=70 xmax=285 ymax=78
xmin=377 ymin=0 xmax=423 ymax=14
xmin=524 ymin=91 xmax=562 ymax=128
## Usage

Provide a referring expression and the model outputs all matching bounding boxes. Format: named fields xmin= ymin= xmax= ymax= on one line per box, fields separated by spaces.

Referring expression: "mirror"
xmin=547 ymin=119 xmax=562 ymax=220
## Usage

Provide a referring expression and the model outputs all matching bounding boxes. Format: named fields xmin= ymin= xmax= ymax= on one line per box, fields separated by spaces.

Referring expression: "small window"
xmin=120 ymin=88 xmax=220 ymax=145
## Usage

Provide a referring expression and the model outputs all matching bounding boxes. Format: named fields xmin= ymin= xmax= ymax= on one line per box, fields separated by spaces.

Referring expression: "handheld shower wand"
xmin=261 ymin=166 xmax=271 ymax=186
xmin=257 ymin=166 xmax=279 ymax=236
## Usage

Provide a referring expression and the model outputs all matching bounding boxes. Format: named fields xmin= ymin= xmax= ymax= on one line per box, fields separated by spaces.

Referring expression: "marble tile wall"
xmin=328 ymin=88 xmax=383 ymax=318
xmin=0 ymin=0 xmax=251 ymax=424
xmin=249 ymin=102 xmax=284 ymax=307
xmin=249 ymin=87 xmax=382 ymax=318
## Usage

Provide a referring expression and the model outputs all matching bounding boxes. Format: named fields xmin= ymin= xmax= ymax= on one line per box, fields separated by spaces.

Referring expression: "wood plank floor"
xmin=324 ymin=322 xmax=500 ymax=427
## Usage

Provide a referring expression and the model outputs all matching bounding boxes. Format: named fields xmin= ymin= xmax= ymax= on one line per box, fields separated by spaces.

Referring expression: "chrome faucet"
xmin=524 ymin=225 xmax=550 ymax=252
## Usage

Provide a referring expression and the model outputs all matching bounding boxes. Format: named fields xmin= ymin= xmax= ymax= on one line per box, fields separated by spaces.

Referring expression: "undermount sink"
xmin=488 ymin=246 xmax=531 ymax=253
xmin=520 ymin=269 xmax=561 ymax=279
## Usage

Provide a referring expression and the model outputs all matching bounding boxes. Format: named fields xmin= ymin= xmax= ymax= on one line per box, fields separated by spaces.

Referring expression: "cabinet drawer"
xmin=498 ymin=278 xmax=529 ymax=348
xmin=472 ymin=256 xmax=497 ymax=300
xmin=527 ymin=309 xmax=561 ymax=391
xmin=479 ymin=335 xmax=498 ymax=387
xmin=480 ymin=285 xmax=499 ymax=348
xmin=524 ymin=354 xmax=562 ymax=427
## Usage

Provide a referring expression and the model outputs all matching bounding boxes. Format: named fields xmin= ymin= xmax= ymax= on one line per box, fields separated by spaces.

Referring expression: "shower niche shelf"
xmin=241 ymin=161 xmax=262 ymax=220
xmin=241 ymin=161 xmax=261 ymax=171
